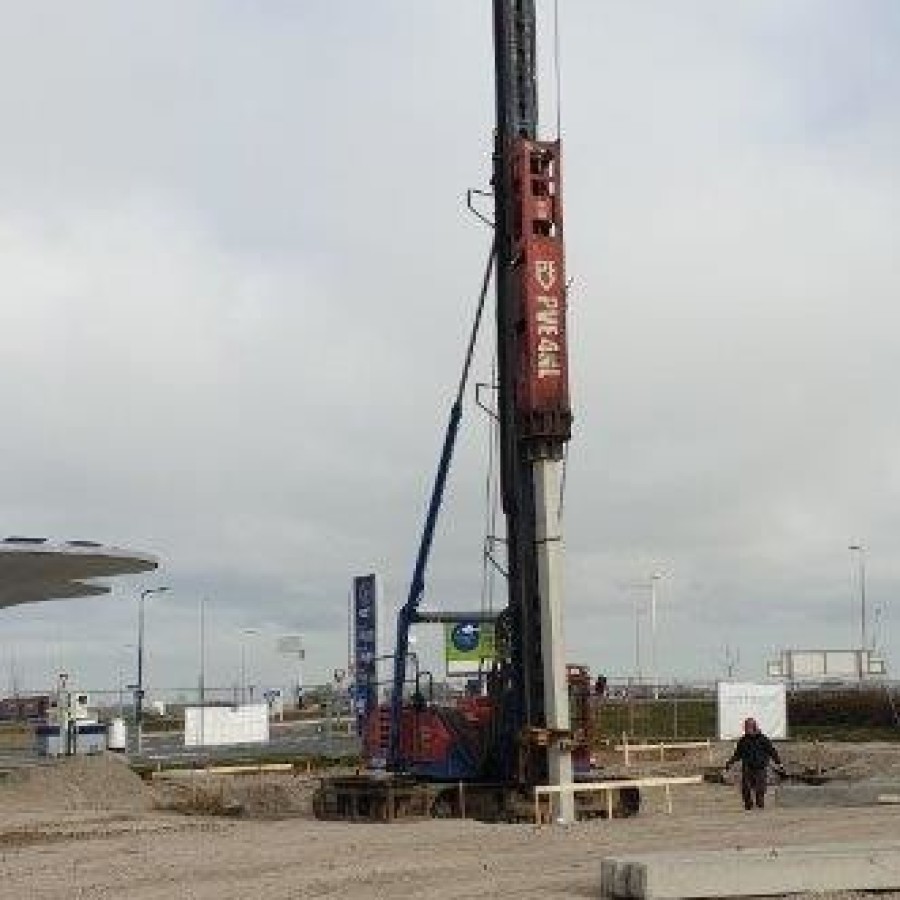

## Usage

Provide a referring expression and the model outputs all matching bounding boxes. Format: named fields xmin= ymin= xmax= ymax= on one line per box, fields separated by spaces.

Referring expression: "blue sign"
xmin=353 ymin=574 xmax=378 ymax=734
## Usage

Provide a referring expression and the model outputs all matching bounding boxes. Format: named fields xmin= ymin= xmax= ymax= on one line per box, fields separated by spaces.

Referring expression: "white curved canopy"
xmin=0 ymin=537 xmax=159 ymax=609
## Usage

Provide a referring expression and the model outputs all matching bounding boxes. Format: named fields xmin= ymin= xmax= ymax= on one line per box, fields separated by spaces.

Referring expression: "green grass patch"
xmin=593 ymin=699 xmax=716 ymax=743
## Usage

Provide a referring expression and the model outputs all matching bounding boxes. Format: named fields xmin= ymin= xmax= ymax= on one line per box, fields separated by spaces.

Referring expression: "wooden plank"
xmin=197 ymin=762 xmax=295 ymax=776
xmin=613 ymin=740 xmax=711 ymax=753
xmin=533 ymin=776 xmax=702 ymax=824
xmin=536 ymin=776 xmax=702 ymax=795
xmin=613 ymin=740 xmax=712 ymax=765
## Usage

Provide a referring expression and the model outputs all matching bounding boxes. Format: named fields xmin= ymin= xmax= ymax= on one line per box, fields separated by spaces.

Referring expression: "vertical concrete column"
xmin=533 ymin=456 xmax=575 ymax=823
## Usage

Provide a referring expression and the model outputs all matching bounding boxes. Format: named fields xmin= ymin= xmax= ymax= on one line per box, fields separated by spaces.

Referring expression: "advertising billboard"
xmin=352 ymin=574 xmax=378 ymax=733
xmin=184 ymin=704 xmax=269 ymax=747
xmin=766 ymin=649 xmax=887 ymax=681
xmin=717 ymin=682 xmax=787 ymax=740
xmin=444 ymin=621 xmax=496 ymax=676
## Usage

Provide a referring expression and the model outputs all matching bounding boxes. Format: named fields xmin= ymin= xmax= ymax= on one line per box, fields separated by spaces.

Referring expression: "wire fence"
xmin=594 ymin=698 xmax=717 ymax=741
xmin=594 ymin=685 xmax=900 ymax=742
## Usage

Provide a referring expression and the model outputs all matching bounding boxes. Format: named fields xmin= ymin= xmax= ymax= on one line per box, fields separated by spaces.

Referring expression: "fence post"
xmin=673 ymin=697 xmax=679 ymax=739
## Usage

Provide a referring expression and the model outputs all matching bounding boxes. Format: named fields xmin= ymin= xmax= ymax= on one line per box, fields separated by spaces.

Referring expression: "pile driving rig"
xmin=314 ymin=0 xmax=638 ymax=824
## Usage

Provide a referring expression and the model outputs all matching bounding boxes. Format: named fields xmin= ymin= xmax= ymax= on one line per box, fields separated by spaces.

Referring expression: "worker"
xmin=724 ymin=717 xmax=786 ymax=810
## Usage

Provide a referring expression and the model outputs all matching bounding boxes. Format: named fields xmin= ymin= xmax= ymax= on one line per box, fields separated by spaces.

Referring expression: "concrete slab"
xmin=600 ymin=842 xmax=900 ymax=899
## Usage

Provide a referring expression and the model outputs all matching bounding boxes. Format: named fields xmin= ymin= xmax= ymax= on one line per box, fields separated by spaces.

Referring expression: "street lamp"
xmin=136 ymin=585 xmax=170 ymax=753
xmin=240 ymin=628 xmax=259 ymax=705
xmin=849 ymin=543 xmax=867 ymax=653
xmin=119 ymin=644 xmax=135 ymax=719
xmin=277 ymin=634 xmax=306 ymax=709
xmin=621 ymin=572 xmax=668 ymax=697
xmin=198 ymin=598 xmax=207 ymax=708
xmin=198 ymin=598 xmax=209 ymax=748
xmin=632 ymin=593 xmax=643 ymax=690
xmin=649 ymin=572 xmax=664 ymax=700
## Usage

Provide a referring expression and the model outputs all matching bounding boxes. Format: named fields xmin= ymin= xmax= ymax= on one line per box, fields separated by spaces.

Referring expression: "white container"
xmin=108 ymin=717 xmax=128 ymax=752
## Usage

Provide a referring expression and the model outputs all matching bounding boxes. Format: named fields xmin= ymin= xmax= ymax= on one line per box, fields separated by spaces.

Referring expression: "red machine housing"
xmin=365 ymin=676 xmax=595 ymax=782
xmin=510 ymin=138 xmax=571 ymax=443
xmin=366 ymin=697 xmax=495 ymax=781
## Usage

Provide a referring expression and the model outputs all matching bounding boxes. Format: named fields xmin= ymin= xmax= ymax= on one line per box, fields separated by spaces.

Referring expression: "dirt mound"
xmin=155 ymin=771 xmax=319 ymax=819
xmin=0 ymin=754 xmax=151 ymax=813
xmin=781 ymin=741 xmax=900 ymax=780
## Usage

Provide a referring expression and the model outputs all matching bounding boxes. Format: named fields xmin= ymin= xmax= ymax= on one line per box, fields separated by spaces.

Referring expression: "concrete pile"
xmin=600 ymin=842 xmax=900 ymax=899
xmin=777 ymin=777 xmax=900 ymax=809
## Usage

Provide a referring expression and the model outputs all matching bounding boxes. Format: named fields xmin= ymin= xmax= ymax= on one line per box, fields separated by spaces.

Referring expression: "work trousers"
xmin=740 ymin=767 xmax=767 ymax=809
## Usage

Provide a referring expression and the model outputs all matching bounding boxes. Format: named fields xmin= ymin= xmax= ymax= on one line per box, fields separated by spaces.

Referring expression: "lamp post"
xmin=198 ymin=598 xmax=207 ymax=708
xmin=650 ymin=572 xmax=663 ymax=700
xmin=622 ymin=572 xmax=667 ymax=697
xmin=136 ymin=586 xmax=170 ymax=753
xmin=198 ymin=598 xmax=209 ymax=748
xmin=633 ymin=593 xmax=642 ymax=690
xmin=240 ymin=628 xmax=259 ymax=705
xmin=296 ymin=636 xmax=305 ymax=710
xmin=849 ymin=543 xmax=867 ymax=653
xmin=119 ymin=644 xmax=135 ymax=719
xmin=277 ymin=634 xmax=306 ymax=710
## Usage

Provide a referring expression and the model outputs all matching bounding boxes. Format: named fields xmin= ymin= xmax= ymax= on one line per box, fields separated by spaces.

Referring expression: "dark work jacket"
xmin=727 ymin=733 xmax=781 ymax=771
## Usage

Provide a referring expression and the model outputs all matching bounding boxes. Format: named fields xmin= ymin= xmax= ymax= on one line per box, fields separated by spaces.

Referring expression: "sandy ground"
xmin=0 ymin=746 xmax=896 ymax=899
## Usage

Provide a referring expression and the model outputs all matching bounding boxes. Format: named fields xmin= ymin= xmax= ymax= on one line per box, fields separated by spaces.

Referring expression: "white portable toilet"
xmin=108 ymin=717 xmax=128 ymax=752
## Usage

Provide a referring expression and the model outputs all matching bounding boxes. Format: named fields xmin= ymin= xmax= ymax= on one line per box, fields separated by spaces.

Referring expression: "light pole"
xmin=136 ymin=586 xmax=170 ymax=753
xmin=296 ymin=636 xmax=305 ymax=709
xmin=277 ymin=634 xmax=305 ymax=709
xmin=198 ymin=598 xmax=208 ymax=748
xmin=198 ymin=598 xmax=207 ymax=708
xmin=633 ymin=594 xmax=642 ymax=690
xmin=119 ymin=644 xmax=135 ymax=719
xmin=650 ymin=572 xmax=663 ymax=700
xmin=849 ymin=543 xmax=867 ymax=653
xmin=240 ymin=628 xmax=259 ymax=705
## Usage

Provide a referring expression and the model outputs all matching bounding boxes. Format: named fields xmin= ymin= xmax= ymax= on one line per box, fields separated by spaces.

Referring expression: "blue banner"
xmin=352 ymin=574 xmax=378 ymax=734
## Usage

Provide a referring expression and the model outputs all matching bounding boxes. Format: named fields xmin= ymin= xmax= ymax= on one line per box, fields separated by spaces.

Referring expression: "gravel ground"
xmin=0 ymin=745 xmax=896 ymax=899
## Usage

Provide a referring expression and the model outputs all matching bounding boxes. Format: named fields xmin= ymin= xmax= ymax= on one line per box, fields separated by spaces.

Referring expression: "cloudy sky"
xmin=1 ymin=1 xmax=898 ymax=698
